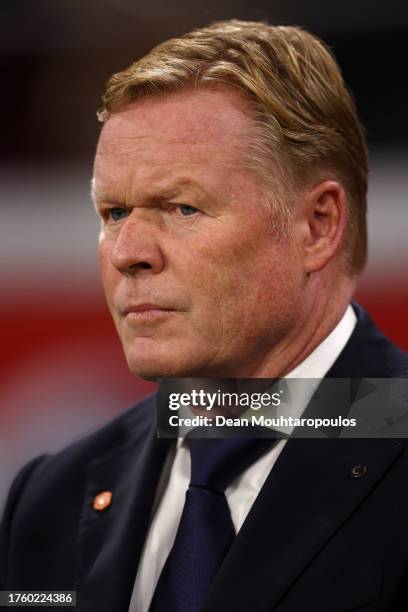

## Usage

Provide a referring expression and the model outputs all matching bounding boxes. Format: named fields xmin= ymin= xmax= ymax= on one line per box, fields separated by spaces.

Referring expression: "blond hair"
xmin=99 ymin=19 xmax=368 ymax=273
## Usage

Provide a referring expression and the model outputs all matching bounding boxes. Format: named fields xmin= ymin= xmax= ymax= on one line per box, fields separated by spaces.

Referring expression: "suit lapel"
xmin=327 ymin=302 xmax=407 ymax=379
xmin=203 ymin=436 xmax=402 ymax=612
xmin=74 ymin=402 xmax=172 ymax=612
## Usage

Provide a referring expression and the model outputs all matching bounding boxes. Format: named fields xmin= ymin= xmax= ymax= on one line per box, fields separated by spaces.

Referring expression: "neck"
xmin=236 ymin=273 xmax=356 ymax=378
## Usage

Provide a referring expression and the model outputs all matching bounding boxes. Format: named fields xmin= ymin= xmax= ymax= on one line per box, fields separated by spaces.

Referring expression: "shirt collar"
xmin=285 ymin=304 xmax=357 ymax=379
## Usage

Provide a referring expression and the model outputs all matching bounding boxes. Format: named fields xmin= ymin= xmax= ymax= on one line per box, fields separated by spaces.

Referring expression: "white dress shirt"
xmin=128 ymin=305 xmax=357 ymax=612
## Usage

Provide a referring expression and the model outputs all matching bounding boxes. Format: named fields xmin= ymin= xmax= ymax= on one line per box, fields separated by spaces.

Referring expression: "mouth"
xmin=123 ymin=303 xmax=178 ymax=322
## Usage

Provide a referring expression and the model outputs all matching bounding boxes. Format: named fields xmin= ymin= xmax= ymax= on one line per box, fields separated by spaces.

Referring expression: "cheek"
xmin=214 ymin=245 xmax=300 ymax=330
xmin=174 ymin=241 xmax=239 ymax=307
xmin=183 ymin=234 xmax=289 ymax=301
xmin=98 ymin=238 xmax=109 ymax=271
xmin=98 ymin=241 xmax=118 ymax=304
xmin=171 ymin=237 xmax=267 ymax=333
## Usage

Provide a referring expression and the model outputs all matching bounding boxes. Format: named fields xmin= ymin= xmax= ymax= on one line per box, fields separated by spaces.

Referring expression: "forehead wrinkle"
xmin=96 ymin=141 xmax=248 ymax=185
xmin=99 ymin=113 xmax=251 ymax=153
xmin=97 ymin=135 xmax=247 ymax=161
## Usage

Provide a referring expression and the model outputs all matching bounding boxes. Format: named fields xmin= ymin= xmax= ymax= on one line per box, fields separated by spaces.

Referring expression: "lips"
xmin=121 ymin=303 xmax=180 ymax=323
xmin=123 ymin=303 xmax=174 ymax=315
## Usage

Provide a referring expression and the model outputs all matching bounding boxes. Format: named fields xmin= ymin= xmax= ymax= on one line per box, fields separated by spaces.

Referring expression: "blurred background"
xmin=1 ymin=0 xmax=407 ymax=506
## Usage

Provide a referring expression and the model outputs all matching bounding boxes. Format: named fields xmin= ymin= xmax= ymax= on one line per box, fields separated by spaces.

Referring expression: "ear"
xmin=300 ymin=180 xmax=347 ymax=273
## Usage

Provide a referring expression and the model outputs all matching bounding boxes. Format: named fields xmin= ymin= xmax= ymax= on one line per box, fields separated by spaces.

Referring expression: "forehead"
xmin=93 ymin=86 xmax=254 ymax=196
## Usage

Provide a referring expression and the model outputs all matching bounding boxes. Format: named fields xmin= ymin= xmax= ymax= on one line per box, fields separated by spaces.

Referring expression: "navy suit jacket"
xmin=1 ymin=304 xmax=408 ymax=611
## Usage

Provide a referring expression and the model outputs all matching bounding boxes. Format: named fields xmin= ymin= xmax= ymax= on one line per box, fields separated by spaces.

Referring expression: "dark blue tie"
xmin=149 ymin=435 xmax=276 ymax=612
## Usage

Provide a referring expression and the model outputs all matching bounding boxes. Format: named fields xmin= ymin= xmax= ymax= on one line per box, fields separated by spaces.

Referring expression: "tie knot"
xmin=187 ymin=435 xmax=276 ymax=492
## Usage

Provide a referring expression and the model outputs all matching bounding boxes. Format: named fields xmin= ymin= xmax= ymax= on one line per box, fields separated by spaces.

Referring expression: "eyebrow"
xmin=91 ymin=178 xmax=212 ymax=207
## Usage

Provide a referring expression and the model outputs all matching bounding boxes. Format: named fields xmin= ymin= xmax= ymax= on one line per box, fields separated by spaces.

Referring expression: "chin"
xmin=126 ymin=355 xmax=175 ymax=381
xmin=127 ymin=361 xmax=190 ymax=381
xmin=124 ymin=342 xmax=200 ymax=380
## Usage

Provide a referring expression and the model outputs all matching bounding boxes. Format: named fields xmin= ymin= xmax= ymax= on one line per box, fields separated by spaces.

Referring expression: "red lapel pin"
xmin=93 ymin=491 xmax=112 ymax=511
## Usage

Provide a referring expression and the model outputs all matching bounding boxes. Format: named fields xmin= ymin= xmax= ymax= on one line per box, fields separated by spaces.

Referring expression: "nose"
xmin=110 ymin=209 xmax=165 ymax=275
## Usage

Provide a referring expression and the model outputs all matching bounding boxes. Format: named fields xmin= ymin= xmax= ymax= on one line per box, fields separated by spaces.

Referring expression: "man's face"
xmin=93 ymin=86 xmax=306 ymax=379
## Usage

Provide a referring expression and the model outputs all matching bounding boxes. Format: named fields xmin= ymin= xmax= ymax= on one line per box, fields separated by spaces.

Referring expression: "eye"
xmin=178 ymin=204 xmax=199 ymax=216
xmin=107 ymin=207 xmax=129 ymax=222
